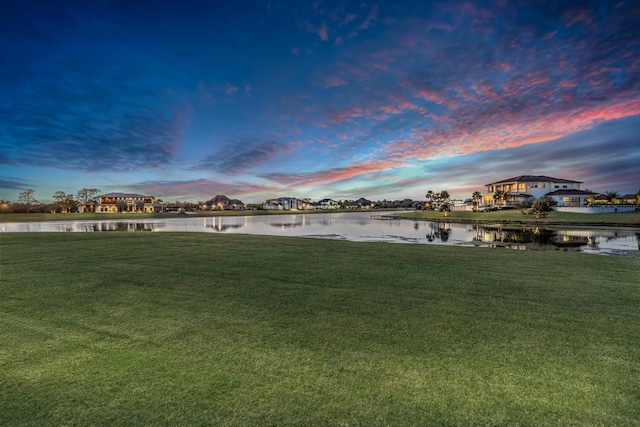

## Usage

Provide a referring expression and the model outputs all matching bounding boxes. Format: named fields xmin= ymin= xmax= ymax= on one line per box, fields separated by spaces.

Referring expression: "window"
xmin=562 ymin=197 xmax=580 ymax=206
xmin=541 ymin=183 xmax=546 ymax=188
xmin=563 ymin=185 xmax=567 ymax=188
xmin=554 ymin=185 xmax=559 ymax=188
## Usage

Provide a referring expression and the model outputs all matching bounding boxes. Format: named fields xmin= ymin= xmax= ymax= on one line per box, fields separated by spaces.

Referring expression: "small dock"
xmin=370 ymin=214 xmax=401 ymax=220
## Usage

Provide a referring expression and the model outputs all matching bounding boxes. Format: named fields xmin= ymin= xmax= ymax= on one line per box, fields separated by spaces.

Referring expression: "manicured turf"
xmin=401 ymin=209 xmax=640 ymax=225
xmin=1 ymin=233 xmax=639 ymax=426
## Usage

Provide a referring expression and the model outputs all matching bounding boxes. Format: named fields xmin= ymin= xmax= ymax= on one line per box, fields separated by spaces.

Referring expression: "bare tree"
xmin=76 ymin=188 xmax=101 ymax=204
xmin=53 ymin=191 xmax=77 ymax=213
xmin=18 ymin=189 xmax=38 ymax=213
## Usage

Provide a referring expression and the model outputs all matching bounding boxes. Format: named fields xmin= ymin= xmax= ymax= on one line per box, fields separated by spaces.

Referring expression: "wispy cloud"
xmin=0 ymin=25 xmax=188 ymax=173
xmin=193 ymin=138 xmax=291 ymax=174
xmin=0 ymin=176 xmax=32 ymax=192
xmin=260 ymin=158 xmax=404 ymax=187
xmin=129 ymin=179 xmax=279 ymax=201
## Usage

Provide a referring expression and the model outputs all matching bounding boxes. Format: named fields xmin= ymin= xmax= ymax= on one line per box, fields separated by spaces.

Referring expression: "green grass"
xmin=1 ymin=233 xmax=639 ymax=426
xmin=401 ymin=209 xmax=640 ymax=226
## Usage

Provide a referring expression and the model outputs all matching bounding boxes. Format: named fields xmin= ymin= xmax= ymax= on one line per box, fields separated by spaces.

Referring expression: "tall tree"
xmin=18 ymin=189 xmax=38 ymax=213
xmin=53 ymin=191 xmax=76 ymax=213
xmin=425 ymin=190 xmax=434 ymax=210
xmin=493 ymin=190 xmax=506 ymax=208
xmin=437 ymin=191 xmax=451 ymax=215
xmin=76 ymin=188 xmax=101 ymax=204
xmin=471 ymin=191 xmax=482 ymax=212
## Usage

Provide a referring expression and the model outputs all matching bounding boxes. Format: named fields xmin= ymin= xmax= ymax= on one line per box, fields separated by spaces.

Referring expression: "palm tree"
xmin=425 ymin=190 xmax=434 ymax=210
xmin=604 ymin=191 xmax=619 ymax=204
xmin=493 ymin=190 xmax=505 ymax=208
xmin=471 ymin=191 xmax=482 ymax=212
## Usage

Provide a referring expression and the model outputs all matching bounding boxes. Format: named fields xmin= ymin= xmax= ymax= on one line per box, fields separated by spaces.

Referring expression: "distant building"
xmin=483 ymin=175 xmax=594 ymax=207
xmin=481 ymin=175 xmax=636 ymax=213
xmin=263 ymin=197 xmax=308 ymax=210
xmin=78 ymin=193 xmax=164 ymax=213
xmin=315 ymin=198 xmax=338 ymax=209
xmin=202 ymin=195 xmax=245 ymax=210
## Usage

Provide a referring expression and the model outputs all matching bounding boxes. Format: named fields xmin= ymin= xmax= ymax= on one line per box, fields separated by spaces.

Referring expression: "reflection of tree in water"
xmin=426 ymin=223 xmax=451 ymax=242
xmin=530 ymin=228 xmax=556 ymax=245
xmin=270 ymin=222 xmax=303 ymax=228
xmin=208 ymin=223 xmax=244 ymax=232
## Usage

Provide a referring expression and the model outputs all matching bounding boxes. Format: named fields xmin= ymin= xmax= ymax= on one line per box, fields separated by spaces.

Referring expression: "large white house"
xmin=79 ymin=193 xmax=164 ymax=213
xmin=263 ymin=197 xmax=309 ymax=210
xmin=483 ymin=175 xmax=596 ymax=207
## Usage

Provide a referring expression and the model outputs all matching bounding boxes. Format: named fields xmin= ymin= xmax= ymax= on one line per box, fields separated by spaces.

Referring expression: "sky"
xmin=1 ymin=0 xmax=639 ymax=204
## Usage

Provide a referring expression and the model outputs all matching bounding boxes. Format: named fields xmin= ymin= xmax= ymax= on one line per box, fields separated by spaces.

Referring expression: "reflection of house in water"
xmin=473 ymin=225 xmax=594 ymax=251
xmin=74 ymin=222 xmax=157 ymax=232
xmin=204 ymin=217 xmax=245 ymax=232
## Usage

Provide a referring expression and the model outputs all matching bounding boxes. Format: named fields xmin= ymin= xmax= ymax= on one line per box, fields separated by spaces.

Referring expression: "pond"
xmin=2 ymin=211 xmax=639 ymax=256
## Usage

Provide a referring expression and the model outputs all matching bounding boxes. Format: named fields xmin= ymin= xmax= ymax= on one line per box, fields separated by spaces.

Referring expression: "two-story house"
xmin=483 ymin=175 xmax=596 ymax=207
xmin=79 ymin=193 xmax=164 ymax=213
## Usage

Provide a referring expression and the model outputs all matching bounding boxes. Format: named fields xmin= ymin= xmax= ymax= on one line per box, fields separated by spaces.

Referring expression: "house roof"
xmin=100 ymin=192 xmax=149 ymax=198
xmin=485 ymin=175 xmax=582 ymax=186
xmin=544 ymin=189 xmax=597 ymax=196
xmin=207 ymin=195 xmax=230 ymax=204
xmin=620 ymin=193 xmax=638 ymax=199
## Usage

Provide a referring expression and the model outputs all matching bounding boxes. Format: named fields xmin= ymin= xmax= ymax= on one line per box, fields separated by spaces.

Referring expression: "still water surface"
xmin=3 ymin=212 xmax=639 ymax=256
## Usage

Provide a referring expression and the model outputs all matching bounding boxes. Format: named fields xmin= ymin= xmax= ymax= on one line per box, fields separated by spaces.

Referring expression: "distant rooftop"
xmin=486 ymin=175 xmax=582 ymax=186
xmin=100 ymin=192 xmax=150 ymax=198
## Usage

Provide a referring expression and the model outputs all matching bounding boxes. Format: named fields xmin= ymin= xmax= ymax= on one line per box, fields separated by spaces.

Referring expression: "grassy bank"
xmin=1 ymin=233 xmax=639 ymax=426
xmin=401 ymin=209 xmax=640 ymax=226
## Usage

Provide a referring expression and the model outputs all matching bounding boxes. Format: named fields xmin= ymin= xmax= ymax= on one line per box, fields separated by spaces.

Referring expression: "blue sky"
xmin=1 ymin=0 xmax=639 ymax=203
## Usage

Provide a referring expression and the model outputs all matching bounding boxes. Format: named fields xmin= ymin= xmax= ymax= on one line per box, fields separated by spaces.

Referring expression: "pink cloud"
xmin=563 ymin=8 xmax=594 ymax=27
xmin=358 ymin=5 xmax=377 ymax=30
xmin=382 ymin=98 xmax=640 ymax=163
xmin=263 ymin=159 xmax=405 ymax=187
xmin=225 ymin=83 xmax=238 ymax=95
xmin=134 ymin=179 xmax=279 ymax=201
xmin=324 ymin=76 xmax=348 ymax=88
xmin=318 ymin=22 xmax=329 ymax=41
xmin=331 ymin=105 xmax=368 ymax=123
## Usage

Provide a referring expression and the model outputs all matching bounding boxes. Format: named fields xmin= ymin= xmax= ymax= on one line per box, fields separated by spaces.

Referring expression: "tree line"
xmin=1 ymin=188 xmax=102 ymax=214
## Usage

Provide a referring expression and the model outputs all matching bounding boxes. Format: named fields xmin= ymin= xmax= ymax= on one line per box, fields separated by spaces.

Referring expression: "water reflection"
xmin=204 ymin=217 xmax=245 ymax=232
xmin=472 ymin=225 xmax=592 ymax=251
xmin=2 ymin=212 xmax=639 ymax=256
xmin=56 ymin=222 xmax=157 ymax=232
xmin=270 ymin=222 xmax=303 ymax=228
xmin=425 ymin=222 xmax=451 ymax=242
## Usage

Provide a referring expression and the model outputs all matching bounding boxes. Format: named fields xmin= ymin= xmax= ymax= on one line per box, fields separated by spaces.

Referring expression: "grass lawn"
xmin=1 ymin=233 xmax=639 ymax=426
xmin=401 ymin=209 xmax=640 ymax=226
